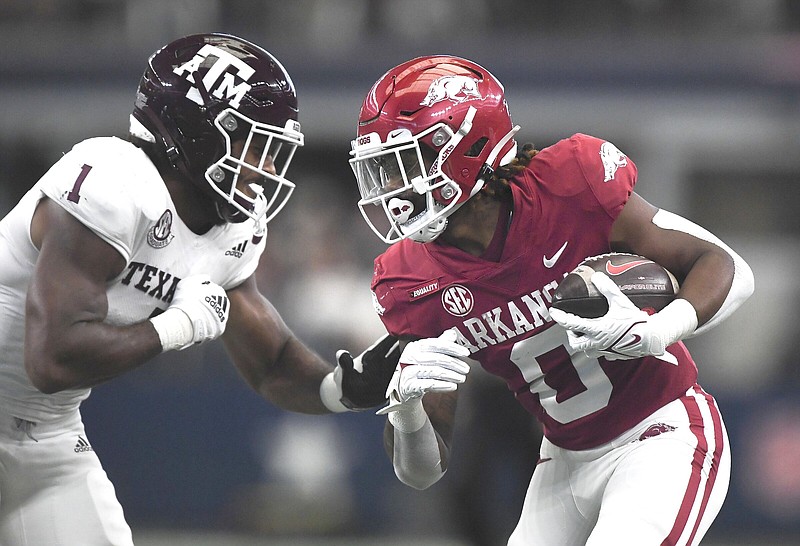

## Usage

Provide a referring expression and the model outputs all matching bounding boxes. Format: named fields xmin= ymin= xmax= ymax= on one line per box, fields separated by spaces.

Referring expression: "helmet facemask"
xmin=207 ymin=108 xmax=303 ymax=224
xmin=350 ymin=107 xmax=480 ymax=244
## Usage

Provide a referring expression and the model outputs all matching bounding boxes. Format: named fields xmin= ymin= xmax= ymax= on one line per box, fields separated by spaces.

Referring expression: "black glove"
xmin=336 ymin=333 xmax=400 ymax=410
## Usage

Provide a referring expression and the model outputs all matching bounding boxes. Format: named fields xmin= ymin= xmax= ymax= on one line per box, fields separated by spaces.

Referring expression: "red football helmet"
xmin=130 ymin=33 xmax=304 ymax=224
xmin=350 ymin=55 xmax=519 ymax=243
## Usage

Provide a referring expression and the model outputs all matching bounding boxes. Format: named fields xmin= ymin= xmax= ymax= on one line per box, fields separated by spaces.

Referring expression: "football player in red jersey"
xmin=349 ymin=55 xmax=754 ymax=545
xmin=0 ymin=34 xmax=397 ymax=545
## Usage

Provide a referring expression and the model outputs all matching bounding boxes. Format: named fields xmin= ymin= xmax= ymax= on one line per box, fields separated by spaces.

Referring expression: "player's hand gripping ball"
xmin=551 ymin=253 xmax=679 ymax=318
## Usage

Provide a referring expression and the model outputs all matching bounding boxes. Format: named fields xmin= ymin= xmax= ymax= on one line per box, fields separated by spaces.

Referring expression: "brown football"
xmin=551 ymin=253 xmax=679 ymax=318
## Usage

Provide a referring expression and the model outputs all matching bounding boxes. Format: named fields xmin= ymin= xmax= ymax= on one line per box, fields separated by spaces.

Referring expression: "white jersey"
xmin=0 ymin=137 xmax=266 ymax=422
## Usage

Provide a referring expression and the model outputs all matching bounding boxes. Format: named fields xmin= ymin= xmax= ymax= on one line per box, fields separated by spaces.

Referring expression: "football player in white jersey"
xmin=348 ymin=56 xmax=755 ymax=545
xmin=0 ymin=34 xmax=397 ymax=545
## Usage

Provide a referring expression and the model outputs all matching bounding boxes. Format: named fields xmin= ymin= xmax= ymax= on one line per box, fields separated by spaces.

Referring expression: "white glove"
xmin=549 ymin=272 xmax=697 ymax=364
xmin=149 ymin=274 xmax=230 ymax=351
xmin=377 ymin=329 xmax=471 ymax=417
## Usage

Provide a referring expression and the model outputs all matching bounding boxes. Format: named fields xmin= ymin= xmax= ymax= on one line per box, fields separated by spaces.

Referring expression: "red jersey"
xmin=371 ymin=133 xmax=698 ymax=450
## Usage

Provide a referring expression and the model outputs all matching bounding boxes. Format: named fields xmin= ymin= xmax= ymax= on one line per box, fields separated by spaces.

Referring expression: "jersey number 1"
xmin=67 ymin=164 xmax=93 ymax=204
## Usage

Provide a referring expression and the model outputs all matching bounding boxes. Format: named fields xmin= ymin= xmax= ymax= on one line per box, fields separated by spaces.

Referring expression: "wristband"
xmin=149 ymin=308 xmax=194 ymax=352
xmin=388 ymin=398 xmax=428 ymax=433
xmin=319 ymin=370 xmax=349 ymax=413
xmin=650 ymin=298 xmax=699 ymax=351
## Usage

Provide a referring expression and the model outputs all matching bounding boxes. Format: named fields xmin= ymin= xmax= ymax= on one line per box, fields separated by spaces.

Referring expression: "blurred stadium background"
xmin=2 ymin=1 xmax=800 ymax=545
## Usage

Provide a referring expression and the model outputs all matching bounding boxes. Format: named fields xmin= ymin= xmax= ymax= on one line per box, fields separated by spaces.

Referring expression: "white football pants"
xmin=508 ymin=385 xmax=730 ymax=546
xmin=0 ymin=408 xmax=134 ymax=545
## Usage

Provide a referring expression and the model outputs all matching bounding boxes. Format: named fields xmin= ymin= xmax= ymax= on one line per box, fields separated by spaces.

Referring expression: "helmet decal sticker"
xmin=173 ymin=44 xmax=255 ymax=109
xmin=420 ymin=75 xmax=482 ymax=107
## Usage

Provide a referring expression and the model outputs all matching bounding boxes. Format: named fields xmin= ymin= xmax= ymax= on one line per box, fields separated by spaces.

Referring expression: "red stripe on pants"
xmin=662 ymin=386 xmax=723 ymax=546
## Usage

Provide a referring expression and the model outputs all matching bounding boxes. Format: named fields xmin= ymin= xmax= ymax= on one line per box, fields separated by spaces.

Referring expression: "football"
xmin=551 ymin=253 xmax=679 ymax=318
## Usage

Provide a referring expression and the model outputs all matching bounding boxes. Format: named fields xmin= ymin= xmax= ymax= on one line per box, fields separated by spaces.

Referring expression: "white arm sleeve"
xmin=389 ymin=399 xmax=446 ymax=490
xmin=652 ymin=209 xmax=754 ymax=337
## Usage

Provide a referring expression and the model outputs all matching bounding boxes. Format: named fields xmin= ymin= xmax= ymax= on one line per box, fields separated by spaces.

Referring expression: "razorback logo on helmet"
xmin=173 ymin=44 xmax=255 ymax=109
xmin=420 ymin=75 xmax=482 ymax=107
xmin=599 ymin=141 xmax=628 ymax=182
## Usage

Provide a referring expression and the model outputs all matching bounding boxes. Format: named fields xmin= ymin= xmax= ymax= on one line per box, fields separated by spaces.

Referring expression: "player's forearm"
xmin=672 ymin=249 xmax=733 ymax=326
xmin=252 ymin=338 xmax=334 ymax=414
xmin=258 ymin=372 xmax=331 ymax=414
xmin=25 ymin=320 xmax=162 ymax=393
xmin=385 ymin=399 xmax=447 ymax=490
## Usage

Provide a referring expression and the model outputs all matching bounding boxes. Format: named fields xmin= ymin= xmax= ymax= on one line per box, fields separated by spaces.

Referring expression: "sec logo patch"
xmin=441 ymin=284 xmax=474 ymax=317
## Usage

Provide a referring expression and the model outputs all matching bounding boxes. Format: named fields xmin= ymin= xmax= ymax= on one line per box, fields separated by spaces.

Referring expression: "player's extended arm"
xmin=25 ymin=199 xmax=226 ymax=392
xmin=222 ymin=277 xmax=398 ymax=413
xmin=379 ymin=331 xmax=471 ymax=489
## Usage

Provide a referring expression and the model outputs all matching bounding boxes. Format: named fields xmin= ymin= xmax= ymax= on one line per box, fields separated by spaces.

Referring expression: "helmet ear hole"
xmin=465 ymin=137 xmax=488 ymax=158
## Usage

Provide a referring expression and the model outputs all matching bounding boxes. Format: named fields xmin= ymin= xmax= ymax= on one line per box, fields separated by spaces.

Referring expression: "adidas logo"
xmin=205 ymin=294 xmax=229 ymax=322
xmin=225 ymin=240 xmax=248 ymax=258
xmin=74 ymin=435 xmax=93 ymax=453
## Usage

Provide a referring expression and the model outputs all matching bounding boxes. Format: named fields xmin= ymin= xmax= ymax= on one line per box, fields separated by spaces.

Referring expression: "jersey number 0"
xmin=510 ymin=326 xmax=613 ymax=424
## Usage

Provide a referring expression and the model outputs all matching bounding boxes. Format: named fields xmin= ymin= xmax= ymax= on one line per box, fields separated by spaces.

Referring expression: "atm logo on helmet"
xmin=173 ymin=44 xmax=254 ymax=109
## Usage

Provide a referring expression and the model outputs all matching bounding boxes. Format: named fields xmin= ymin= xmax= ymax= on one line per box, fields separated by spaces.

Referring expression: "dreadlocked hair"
xmin=482 ymin=142 xmax=539 ymax=199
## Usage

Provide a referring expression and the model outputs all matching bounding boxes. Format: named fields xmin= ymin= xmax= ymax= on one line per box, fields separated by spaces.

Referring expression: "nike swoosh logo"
xmin=543 ymin=241 xmax=568 ymax=268
xmin=616 ymin=334 xmax=643 ymax=350
xmin=605 ymin=258 xmax=651 ymax=275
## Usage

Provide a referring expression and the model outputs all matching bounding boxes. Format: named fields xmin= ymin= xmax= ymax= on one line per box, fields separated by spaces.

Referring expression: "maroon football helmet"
xmin=130 ymin=33 xmax=304 ymax=224
xmin=350 ymin=55 xmax=518 ymax=243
